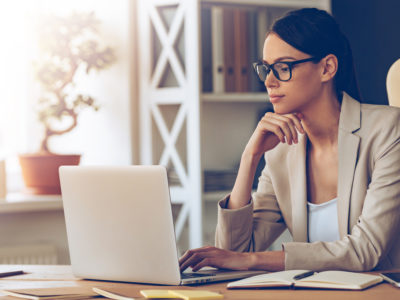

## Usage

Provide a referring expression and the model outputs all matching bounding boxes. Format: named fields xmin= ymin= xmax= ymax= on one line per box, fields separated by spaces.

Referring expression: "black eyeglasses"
xmin=253 ymin=57 xmax=319 ymax=82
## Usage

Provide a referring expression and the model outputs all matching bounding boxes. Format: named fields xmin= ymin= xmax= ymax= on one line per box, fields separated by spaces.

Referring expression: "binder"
xmin=201 ymin=6 xmax=213 ymax=92
xmin=248 ymin=9 xmax=265 ymax=92
xmin=211 ymin=6 xmax=225 ymax=93
xmin=223 ymin=7 xmax=236 ymax=92
xmin=234 ymin=8 xmax=250 ymax=92
xmin=257 ymin=8 xmax=270 ymax=61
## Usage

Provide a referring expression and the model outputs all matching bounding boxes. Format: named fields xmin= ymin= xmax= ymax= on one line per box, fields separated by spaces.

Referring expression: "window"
xmin=0 ymin=0 xmax=133 ymax=193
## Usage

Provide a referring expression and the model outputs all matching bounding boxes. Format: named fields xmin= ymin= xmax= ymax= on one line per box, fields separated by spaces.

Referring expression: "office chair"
xmin=387 ymin=58 xmax=400 ymax=107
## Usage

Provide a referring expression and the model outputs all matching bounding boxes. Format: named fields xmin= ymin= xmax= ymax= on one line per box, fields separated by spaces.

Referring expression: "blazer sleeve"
xmin=215 ymin=159 xmax=287 ymax=252
xmin=283 ymin=137 xmax=400 ymax=271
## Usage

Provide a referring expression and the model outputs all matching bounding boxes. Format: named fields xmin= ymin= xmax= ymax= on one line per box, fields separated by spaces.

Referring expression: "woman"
xmin=179 ymin=8 xmax=400 ymax=272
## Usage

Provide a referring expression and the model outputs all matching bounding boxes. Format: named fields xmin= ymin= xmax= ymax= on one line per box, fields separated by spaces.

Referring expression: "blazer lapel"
xmin=289 ymin=133 xmax=308 ymax=242
xmin=337 ymin=93 xmax=361 ymax=237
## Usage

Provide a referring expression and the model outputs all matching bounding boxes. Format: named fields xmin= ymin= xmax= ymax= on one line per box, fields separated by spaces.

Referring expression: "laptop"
xmin=59 ymin=165 xmax=264 ymax=285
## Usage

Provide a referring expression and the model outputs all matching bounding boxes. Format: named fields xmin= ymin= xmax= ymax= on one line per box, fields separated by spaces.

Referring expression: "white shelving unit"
xmin=137 ymin=0 xmax=331 ymax=249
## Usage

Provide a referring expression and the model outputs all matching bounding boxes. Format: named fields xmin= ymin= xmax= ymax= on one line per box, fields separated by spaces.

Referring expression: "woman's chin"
xmin=272 ymin=104 xmax=295 ymax=115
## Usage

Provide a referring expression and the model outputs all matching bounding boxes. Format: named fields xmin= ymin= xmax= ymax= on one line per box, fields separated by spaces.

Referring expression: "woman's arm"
xmin=227 ymin=151 xmax=262 ymax=209
xmin=180 ymin=113 xmax=304 ymax=272
xmin=228 ymin=112 xmax=304 ymax=209
xmin=215 ymin=113 xmax=303 ymax=252
xmin=215 ymin=162 xmax=287 ymax=252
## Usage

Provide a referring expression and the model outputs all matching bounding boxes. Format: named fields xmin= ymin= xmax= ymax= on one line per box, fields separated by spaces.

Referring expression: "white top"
xmin=307 ymin=198 xmax=340 ymax=243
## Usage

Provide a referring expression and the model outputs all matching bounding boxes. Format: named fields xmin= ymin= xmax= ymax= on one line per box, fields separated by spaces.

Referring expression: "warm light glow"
xmin=0 ymin=0 xmax=130 ymax=192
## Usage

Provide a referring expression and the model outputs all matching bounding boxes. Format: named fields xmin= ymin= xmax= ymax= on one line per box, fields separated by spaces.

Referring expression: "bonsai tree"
xmin=34 ymin=11 xmax=116 ymax=153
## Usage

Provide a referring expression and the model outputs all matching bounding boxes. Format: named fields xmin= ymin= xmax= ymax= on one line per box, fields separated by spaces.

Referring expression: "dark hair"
xmin=270 ymin=8 xmax=361 ymax=102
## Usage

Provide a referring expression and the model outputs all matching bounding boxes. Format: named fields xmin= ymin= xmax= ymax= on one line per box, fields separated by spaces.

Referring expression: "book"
xmin=1 ymin=287 xmax=99 ymax=300
xmin=222 ymin=7 xmax=235 ymax=92
xmin=211 ymin=5 xmax=225 ymax=93
xmin=233 ymin=8 xmax=250 ymax=92
xmin=92 ymin=287 xmax=223 ymax=300
xmin=93 ymin=287 xmax=143 ymax=300
xmin=248 ymin=9 xmax=264 ymax=93
xmin=201 ymin=6 xmax=213 ymax=93
xmin=227 ymin=270 xmax=383 ymax=290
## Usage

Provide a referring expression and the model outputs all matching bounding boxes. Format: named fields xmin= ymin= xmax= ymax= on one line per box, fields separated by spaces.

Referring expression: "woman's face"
xmin=263 ymin=33 xmax=324 ymax=114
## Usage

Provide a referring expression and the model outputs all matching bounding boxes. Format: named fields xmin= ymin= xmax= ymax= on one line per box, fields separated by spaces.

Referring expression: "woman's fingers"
xmin=192 ymin=257 xmax=215 ymax=272
xmin=179 ymin=246 xmax=215 ymax=272
xmin=179 ymin=246 xmax=234 ymax=272
xmin=287 ymin=113 xmax=305 ymax=134
xmin=179 ymin=247 xmax=252 ymax=272
xmin=180 ymin=252 xmax=203 ymax=272
xmin=270 ymin=116 xmax=296 ymax=144
xmin=261 ymin=116 xmax=293 ymax=144
xmin=259 ymin=119 xmax=285 ymax=143
xmin=261 ymin=112 xmax=304 ymax=145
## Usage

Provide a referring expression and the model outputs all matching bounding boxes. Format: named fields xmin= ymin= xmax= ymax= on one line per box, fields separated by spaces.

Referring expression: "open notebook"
xmin=227 ymin=270 xmax=383 ymax=290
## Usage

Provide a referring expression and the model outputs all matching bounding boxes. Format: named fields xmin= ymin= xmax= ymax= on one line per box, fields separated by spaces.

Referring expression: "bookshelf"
xmin=137 ymin=0 xmax=331 ymax=249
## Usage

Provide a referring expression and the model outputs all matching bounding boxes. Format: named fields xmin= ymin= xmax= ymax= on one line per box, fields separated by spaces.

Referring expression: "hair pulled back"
xmin=271 ymin=8 xmax=361 ymax=101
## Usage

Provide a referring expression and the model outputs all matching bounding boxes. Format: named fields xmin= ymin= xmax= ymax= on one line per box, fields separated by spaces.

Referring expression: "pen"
xmin=0 ymin=270 xmax=24 ymax=278
xmin=293 ymin=271 xmax=315 ymax=280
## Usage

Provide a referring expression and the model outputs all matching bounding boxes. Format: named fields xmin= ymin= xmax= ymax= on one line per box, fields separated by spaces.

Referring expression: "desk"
xmin=0 ymin=194 xmax=69 ymax=265
xmin=0 ymin=265 xmax=399 ymax=300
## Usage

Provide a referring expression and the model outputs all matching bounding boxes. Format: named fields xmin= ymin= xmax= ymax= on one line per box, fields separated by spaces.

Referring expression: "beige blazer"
xmin=215 ymin=93 xmax=400 ymax=271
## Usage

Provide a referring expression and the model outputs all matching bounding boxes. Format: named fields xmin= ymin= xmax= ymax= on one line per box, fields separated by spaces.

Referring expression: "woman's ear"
xmin=320 ymin=54 xmax=338 ymax=83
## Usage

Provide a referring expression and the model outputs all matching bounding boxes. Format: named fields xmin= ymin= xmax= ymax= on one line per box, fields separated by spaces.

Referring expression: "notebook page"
xmin=227 ymin=270 xmax=309 ymax=288
xmin=295 ymin=271 xmax=383 ymax=290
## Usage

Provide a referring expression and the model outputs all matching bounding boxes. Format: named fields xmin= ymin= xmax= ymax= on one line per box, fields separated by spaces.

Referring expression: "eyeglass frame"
xmin=252 ymin=57 xmax=321 ymax=82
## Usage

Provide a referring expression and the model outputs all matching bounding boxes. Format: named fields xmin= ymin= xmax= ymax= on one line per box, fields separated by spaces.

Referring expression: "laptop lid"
xmin=60 ymin=165 xmax=182 ymax=285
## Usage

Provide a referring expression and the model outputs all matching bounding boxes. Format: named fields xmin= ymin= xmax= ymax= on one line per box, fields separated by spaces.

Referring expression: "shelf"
xmin=202 ymin=92 xmax=270 ymax=103
xmin=202 ymin=0 xmax=330 ymax=9
xmin=0 ymin=193 xmax=63 ymax=214
xmin=203 ymin=190 xmax=231 ymax=202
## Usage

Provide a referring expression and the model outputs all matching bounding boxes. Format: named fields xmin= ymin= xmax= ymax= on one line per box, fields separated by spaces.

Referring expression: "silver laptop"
xmin=59 ymin=165 xmax=264 ymax=285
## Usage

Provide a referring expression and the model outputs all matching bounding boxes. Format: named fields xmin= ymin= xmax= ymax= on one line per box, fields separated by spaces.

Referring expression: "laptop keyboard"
xmin=181 ymin=272 xmax=216 ymax=279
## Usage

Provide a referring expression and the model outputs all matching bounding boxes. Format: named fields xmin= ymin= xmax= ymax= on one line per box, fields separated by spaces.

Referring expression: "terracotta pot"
xmin=18 ymin=153 xmax=81 ymax=195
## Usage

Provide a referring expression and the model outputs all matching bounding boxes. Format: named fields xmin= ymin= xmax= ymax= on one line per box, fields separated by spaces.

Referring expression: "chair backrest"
xmin=387 ymin=58 xmax=400 ymax=107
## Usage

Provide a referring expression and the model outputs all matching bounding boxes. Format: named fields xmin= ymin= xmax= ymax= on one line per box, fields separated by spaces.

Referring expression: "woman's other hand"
xmin=179 ymin=246 xmax=285 ymax=272
xmin=244 ymin=112 xmax=304 ymax=158
xmin=179 ymin=246 xmax=251 ymax=272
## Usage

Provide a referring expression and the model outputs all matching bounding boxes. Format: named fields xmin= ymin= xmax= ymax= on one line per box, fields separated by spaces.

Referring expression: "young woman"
xmin=179 ymin=8 xmax=400 ymax=272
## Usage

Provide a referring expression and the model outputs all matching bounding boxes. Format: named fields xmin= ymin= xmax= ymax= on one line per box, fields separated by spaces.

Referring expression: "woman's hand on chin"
xmin=244 ymin=112 xmax=305 ymax=159
xmin=179 ymin=246 xmax=252 ymax=272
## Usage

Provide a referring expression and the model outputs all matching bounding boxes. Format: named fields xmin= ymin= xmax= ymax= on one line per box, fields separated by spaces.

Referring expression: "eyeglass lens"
xmin=256 ymin=62 xmax=291 ymax=82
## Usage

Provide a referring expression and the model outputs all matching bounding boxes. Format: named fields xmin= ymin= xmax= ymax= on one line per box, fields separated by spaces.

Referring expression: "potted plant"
xmin=19 ymin=11 xmax=116 ymax=194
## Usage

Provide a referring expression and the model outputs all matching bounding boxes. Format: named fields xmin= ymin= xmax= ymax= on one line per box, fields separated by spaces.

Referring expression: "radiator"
xmin=0 ymin=244 xmax=58 ymax=264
